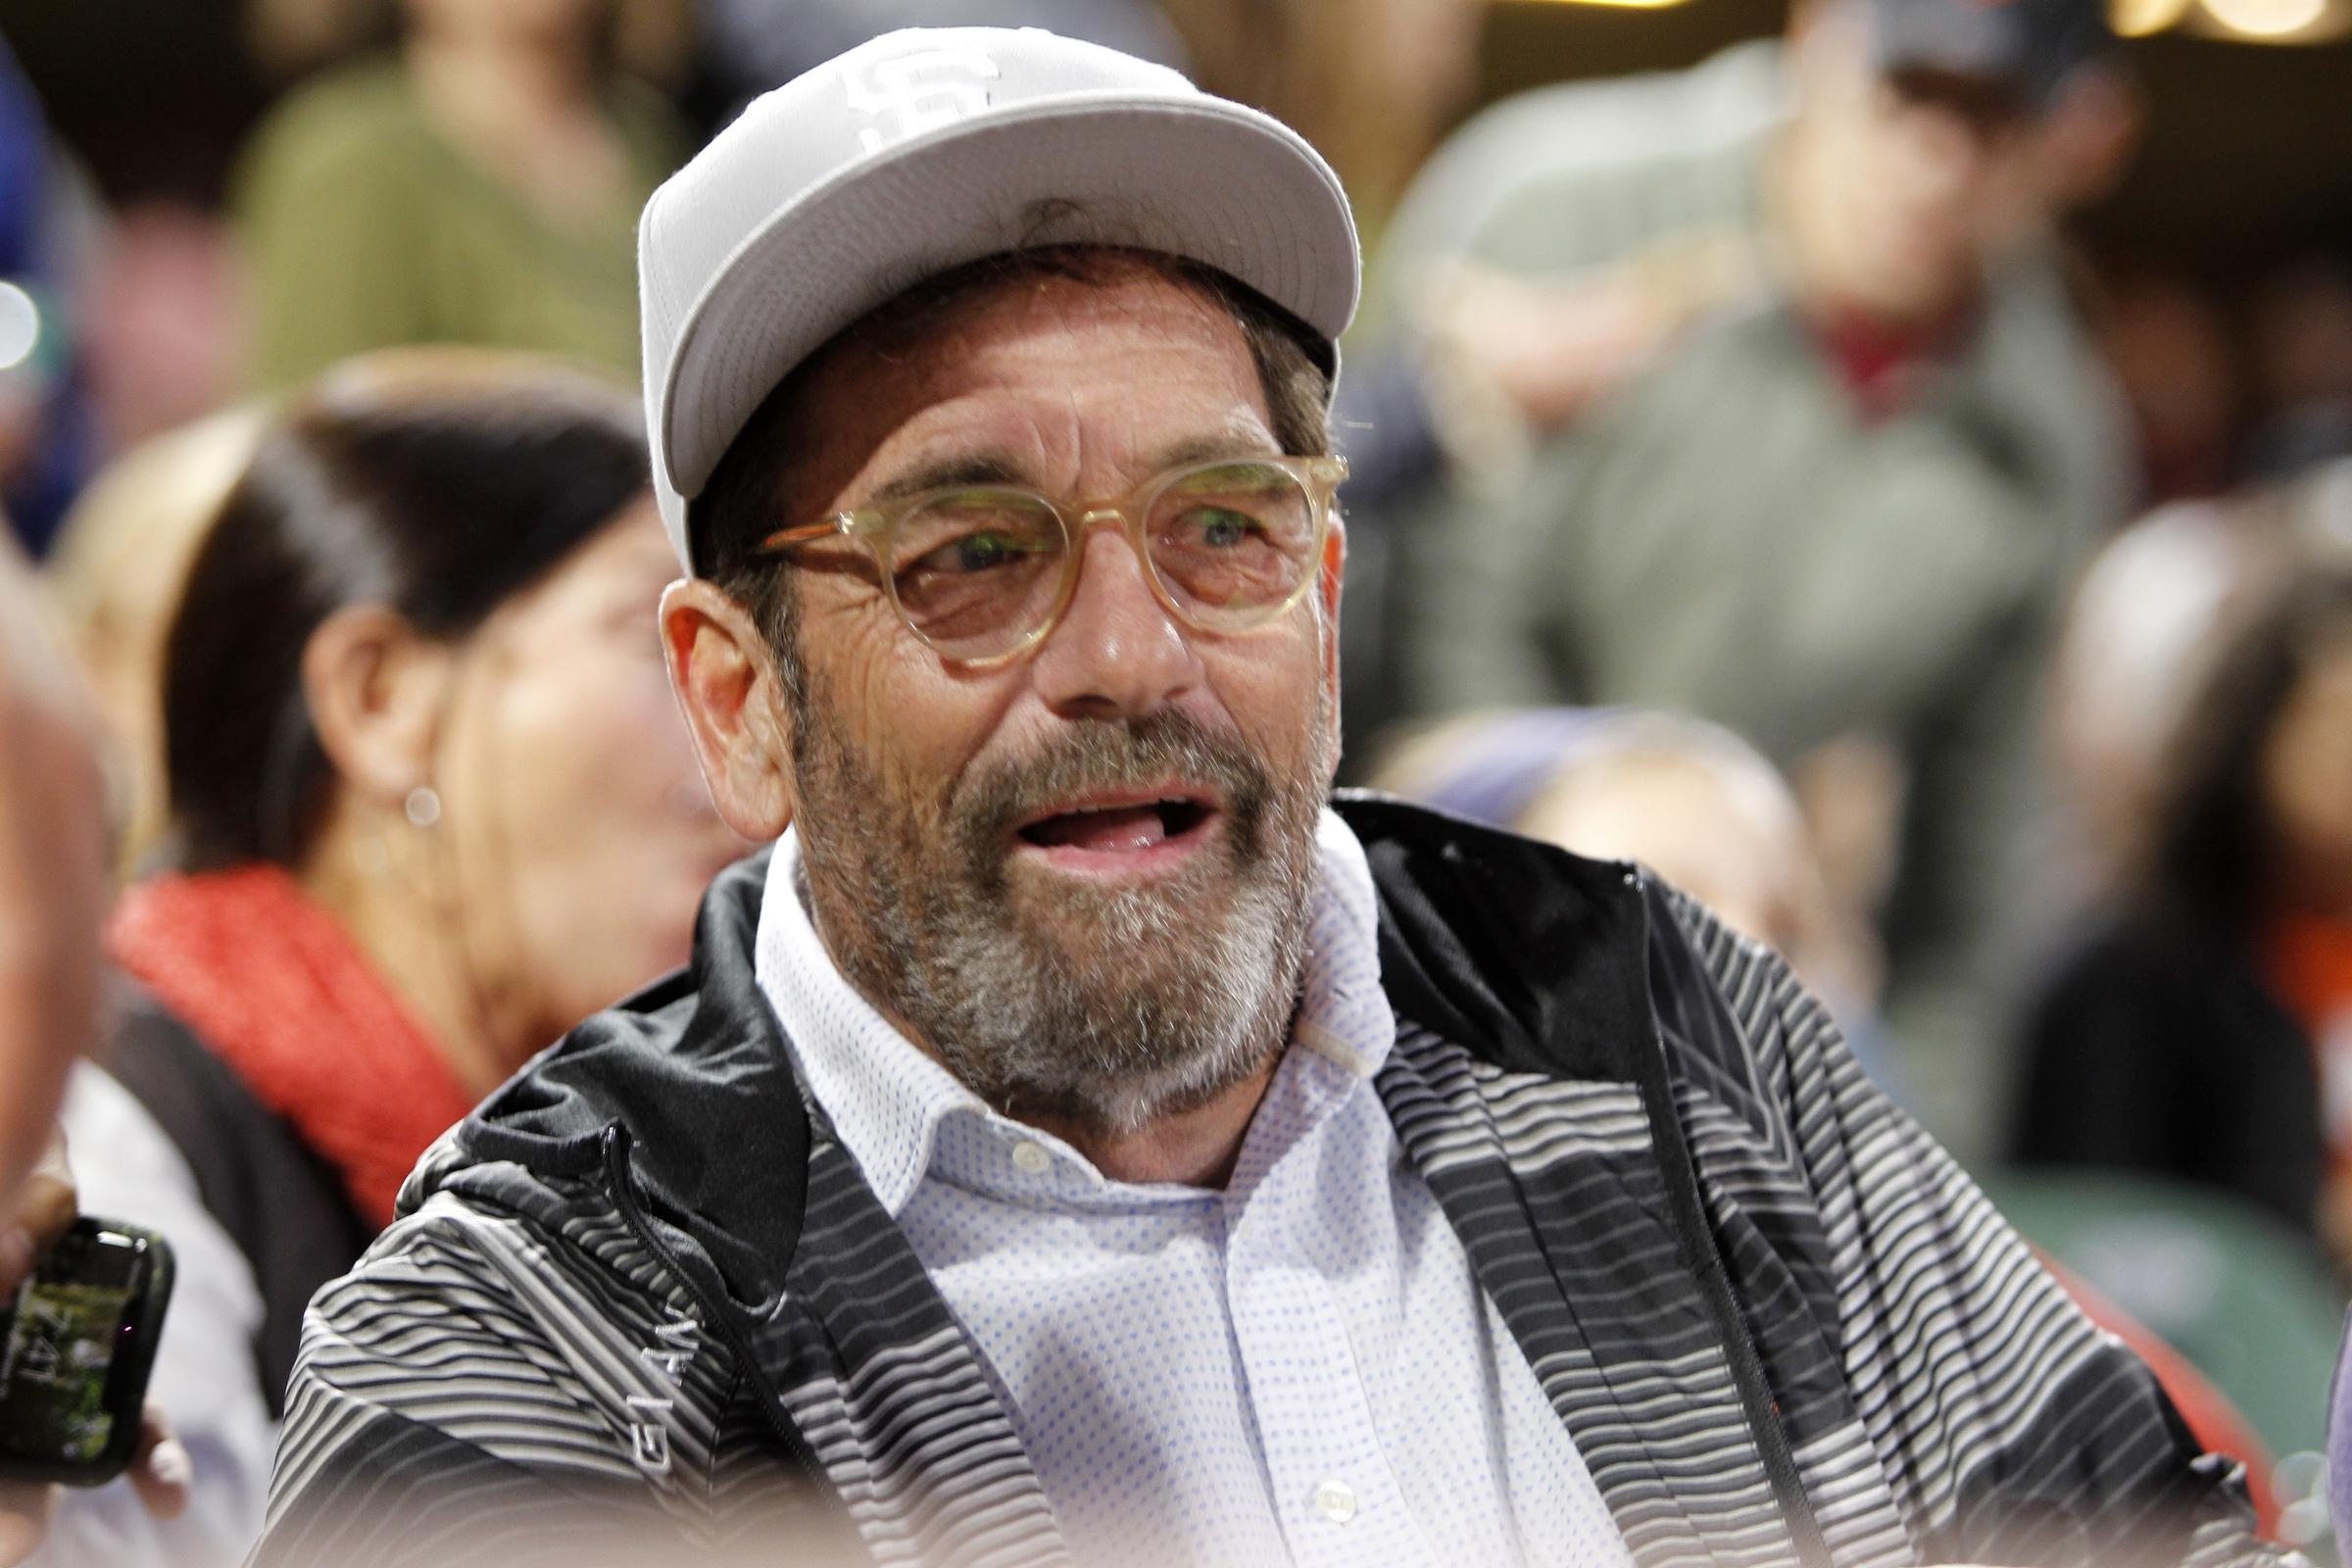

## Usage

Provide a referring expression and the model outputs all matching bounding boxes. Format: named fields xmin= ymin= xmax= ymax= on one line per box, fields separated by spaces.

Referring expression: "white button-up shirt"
xmin=756 ymin=810 xmax=1631 ymax=1567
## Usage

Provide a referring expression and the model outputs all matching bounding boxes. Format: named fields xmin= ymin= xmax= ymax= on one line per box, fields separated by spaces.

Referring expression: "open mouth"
xmin=1012 ymin=793 xmax=1218 ymax=866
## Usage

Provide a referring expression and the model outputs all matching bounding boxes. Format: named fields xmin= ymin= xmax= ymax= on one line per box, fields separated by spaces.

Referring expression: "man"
xmin=0 ymin=540 xmax=190 ymax=1560
xmin=253 ymin=28 xmax=2278 ymax=1568
xmin=1382 ymin=0 xmax=2134 ymax=1158
xmin=0 ymin=535 xmax=110 ymax=1564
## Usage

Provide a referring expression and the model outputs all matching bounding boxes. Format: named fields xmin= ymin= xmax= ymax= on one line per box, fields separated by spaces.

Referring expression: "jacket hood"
xmin=450 ymin=793 xmax=1661 ymax=1307
xmin=457 ymin=848 xmax=812 ymax=1301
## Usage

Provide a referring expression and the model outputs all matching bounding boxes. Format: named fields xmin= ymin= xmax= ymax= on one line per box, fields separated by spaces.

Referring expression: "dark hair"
xmin=693 ymin=245 xmax=1337 ymax=685
xmin=164 ymin=350 xmax=650 ymax=871
xmin=2145 ymin=534 xmax=2352 ymax=928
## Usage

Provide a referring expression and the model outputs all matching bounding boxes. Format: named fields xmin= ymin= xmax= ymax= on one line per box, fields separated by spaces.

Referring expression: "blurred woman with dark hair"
xmin=45 ymin=349 xmax=742 ymax=1565
xmin=2013 ymin=472 xmax=2352 ymax=1262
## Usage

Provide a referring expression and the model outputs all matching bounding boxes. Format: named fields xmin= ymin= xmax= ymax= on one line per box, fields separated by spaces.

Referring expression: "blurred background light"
xmin=0 ymin=281 xmax=42 ymax=372
xmin=2193 ymin=0 xmax=2345 ymax=40
xmin=2112 ymin=0 xmax=2350 ymax=39
xmin=2112 ymin=0 xmax=2199 ymax=36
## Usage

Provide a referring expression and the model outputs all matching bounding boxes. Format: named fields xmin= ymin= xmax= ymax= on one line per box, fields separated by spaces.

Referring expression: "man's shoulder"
xmin=410 ymin=846 xmax=817 ymax=1310
xmin=455 ymin=847 xmax=784 ymax=1155
xmin=1341 ymin=794 xmax=1795 ymax=1105
xmin=1385 ymin=41 xmax=1784 ymax=277
xmin=1446 ymin=40 xmax=1783 ymax=173
xmin=357 ymin=1170 xmax=699 ymax=1333
xmin=268 ymin=1173 xmax=784 ymax=1565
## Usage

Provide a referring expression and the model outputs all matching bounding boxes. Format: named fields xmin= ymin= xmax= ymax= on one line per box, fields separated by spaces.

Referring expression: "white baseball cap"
xmin=637 ymin=25 xmax=1360 ymax=571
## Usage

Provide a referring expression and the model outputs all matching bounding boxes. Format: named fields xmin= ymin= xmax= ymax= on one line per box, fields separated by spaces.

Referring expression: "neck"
xmin=404 ymin=24 xmax=627 ymax=229
xmin=849 ymin=969 xmax=1287 ymax=1190
xmin=1765 ymin=121 xmax=1853 ymax=323
xmin=299 ymin=805 xmax=516 ymax=1099
xmin=1022 ymin=1056 xmax=1284 ymax=1189
xmin=1767 ymin=118 xmax=1966 ymax=332
xmin=406 ymin=24 xmax=592 ymax=127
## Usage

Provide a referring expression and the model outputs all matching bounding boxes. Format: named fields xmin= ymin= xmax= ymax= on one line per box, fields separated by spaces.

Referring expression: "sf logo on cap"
xmin=846 ymin=48 xmax=1002 ymax=154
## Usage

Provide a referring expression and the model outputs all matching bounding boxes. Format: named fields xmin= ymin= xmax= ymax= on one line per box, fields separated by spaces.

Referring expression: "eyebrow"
xmin=864 ymin=452 xmax=1029 ymax=507
xmin=1143 ymin=432 xmax=1283 ymax=472
xmin=859 ymin=431 xmax=1284 ymax=509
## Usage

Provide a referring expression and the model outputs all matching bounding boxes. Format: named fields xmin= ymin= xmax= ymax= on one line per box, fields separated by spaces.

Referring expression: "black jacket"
xmin=252 ymin=798 xmax=2281 ymax=1567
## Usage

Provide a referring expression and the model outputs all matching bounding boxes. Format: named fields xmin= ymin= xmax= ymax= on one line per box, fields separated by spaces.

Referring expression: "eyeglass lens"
xmin=884 ymin=461 xmax=1320 ymax=659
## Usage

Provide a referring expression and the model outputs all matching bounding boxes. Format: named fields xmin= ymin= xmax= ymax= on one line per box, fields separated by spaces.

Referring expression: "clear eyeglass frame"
xmin=757 ymin=453 xmax=1348 ymax=666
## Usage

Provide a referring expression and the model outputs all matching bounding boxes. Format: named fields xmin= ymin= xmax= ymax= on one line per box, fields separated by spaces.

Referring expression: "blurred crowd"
xmin=0 ymin=0 xmax=2346 ymax=1561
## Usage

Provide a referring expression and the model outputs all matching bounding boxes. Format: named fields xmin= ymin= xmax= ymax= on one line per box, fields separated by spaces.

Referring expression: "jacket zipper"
xmin=1623 ymin=879 xmax=1833 ymax=1568
xmin=598 ymin=1123 xmax=840 ymax=1495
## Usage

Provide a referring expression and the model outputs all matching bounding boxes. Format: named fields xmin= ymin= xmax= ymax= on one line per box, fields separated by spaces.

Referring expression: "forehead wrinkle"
xmin=778 ymin=256 xmax=1293 ymax=521
xmin=810 ymin=266 xmax=1276 ymax=532
xmin=1052 ymin=294 xmax=1273 ymax=487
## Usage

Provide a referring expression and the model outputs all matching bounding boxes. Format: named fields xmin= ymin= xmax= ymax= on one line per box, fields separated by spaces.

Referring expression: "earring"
xmin=404 ymin=786 xmax=443 ymax=829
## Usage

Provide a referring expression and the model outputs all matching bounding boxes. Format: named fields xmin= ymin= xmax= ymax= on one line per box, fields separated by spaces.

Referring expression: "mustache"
xmin=951 ymin=710 xmax=1273 ymax=847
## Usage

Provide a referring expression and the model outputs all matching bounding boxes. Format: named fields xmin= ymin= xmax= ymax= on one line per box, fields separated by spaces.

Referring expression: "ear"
xmin=302 ymin=605 xmax=453 ymax=810
xmin=661 ymin=578 xmax=798 ymax=841
xmin=1317 ymin=514 xmax=1347 ymax=760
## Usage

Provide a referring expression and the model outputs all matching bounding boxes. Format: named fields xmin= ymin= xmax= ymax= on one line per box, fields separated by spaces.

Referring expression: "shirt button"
xmin=1311 ymin=1478 xmax=1357 ymax=1525
xmin=1010 ymin=1140 xmax=1051 ymax=1175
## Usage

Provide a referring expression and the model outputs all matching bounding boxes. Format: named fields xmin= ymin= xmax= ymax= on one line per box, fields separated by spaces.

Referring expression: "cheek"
xmin=802 ymin=605 xmax=1016 ymax=810
xmin=501 ymin=646 xmax=692 ymax=820
xmin=1200 ymin=620 xmax=1334 ymax=766
xmin=474 ymin=647 xmax=730 ymax=1015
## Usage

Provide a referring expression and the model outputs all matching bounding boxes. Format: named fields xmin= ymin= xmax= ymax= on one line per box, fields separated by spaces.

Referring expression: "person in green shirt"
xmin=236 ymin=0 xmax=688 ymax=390
xmin=1382 ymin=0 xmax=2134 ymax=1158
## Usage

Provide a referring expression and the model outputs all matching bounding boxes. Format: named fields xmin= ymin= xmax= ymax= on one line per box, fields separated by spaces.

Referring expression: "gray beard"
xmin=791 ymin=698 xmax=1329 ymax=1138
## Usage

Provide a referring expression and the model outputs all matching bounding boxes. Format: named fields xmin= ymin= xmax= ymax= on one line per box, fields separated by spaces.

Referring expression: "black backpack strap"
xmin=100 ymin=984 xmax=375 ymax=1418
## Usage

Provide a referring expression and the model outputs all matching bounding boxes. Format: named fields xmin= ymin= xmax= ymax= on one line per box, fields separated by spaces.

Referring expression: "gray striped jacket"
xmin=251 ymin=797 xmax=2288 ymax=1568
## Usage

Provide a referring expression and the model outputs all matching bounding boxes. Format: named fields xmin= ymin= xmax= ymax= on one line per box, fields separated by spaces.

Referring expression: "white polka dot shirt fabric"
xmin=756 ymin=811 xmax=1632 ymax=1568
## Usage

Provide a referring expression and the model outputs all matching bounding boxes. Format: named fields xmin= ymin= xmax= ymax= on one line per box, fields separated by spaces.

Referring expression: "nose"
xmin=1028 ymin=519 xmax=1202 ymax=721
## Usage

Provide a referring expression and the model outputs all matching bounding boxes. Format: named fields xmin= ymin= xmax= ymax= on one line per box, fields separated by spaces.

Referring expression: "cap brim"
xmin=658 ymin=91 xmax=1357 ymax=513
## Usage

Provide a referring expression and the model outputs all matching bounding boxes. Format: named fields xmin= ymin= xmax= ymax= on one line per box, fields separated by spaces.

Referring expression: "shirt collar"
xmin=753 ymin=807 xmax=1393 ymax=1216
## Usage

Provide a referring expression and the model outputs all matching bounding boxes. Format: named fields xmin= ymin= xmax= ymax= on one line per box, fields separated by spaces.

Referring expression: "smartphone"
xmin=0 ymin=1217 xmax=174 ymax=1485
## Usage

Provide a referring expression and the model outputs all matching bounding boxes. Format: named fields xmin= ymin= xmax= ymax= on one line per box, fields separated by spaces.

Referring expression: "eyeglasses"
xmin=760 ymin=454 xmax=1348 ymax=665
